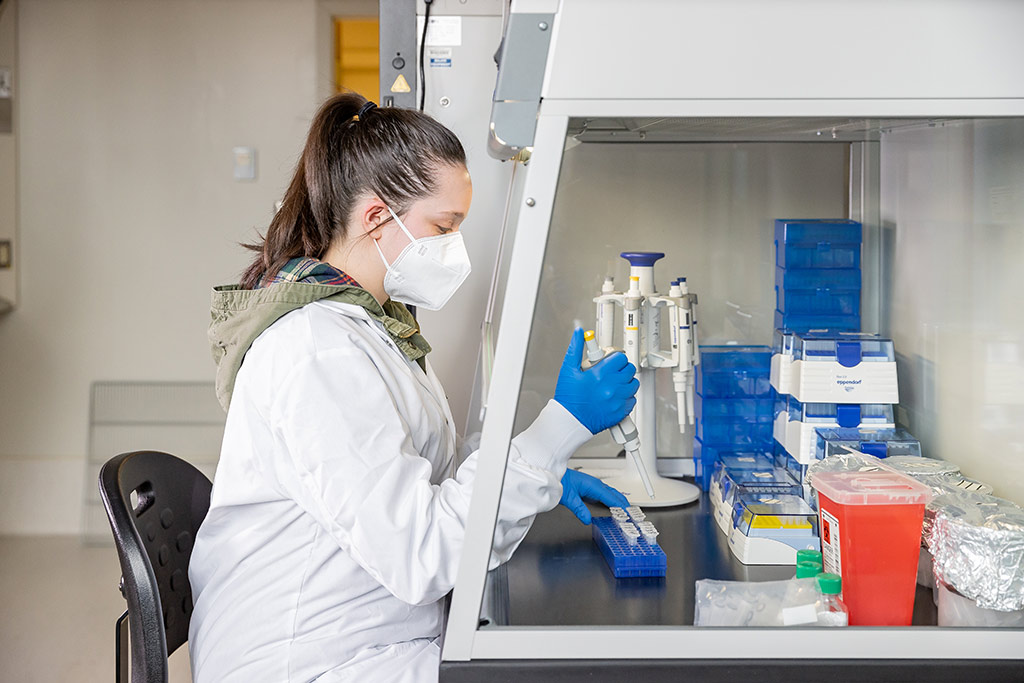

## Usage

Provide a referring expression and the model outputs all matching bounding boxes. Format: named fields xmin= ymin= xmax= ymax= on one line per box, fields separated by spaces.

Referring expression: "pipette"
xmin=582 ymin=329 xmax=656 ymax=498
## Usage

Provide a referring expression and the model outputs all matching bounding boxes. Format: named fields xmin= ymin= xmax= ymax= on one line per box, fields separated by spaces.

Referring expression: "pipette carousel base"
xmin=596 ymin=472 xmax=700 ymax=507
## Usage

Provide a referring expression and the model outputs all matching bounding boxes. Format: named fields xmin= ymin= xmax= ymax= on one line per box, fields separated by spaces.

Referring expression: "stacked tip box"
xmin=771 ymin=221 xmax=921 ymax=504
xmin=770 ymin=332 xmax=901 ymax=468
xmin=592 ymin=516 xmax=667 ymax=578
xmin=775 ymin=219 xmax=862 ymax=334
xmin=694 ymin=346 xmax=775 ymax=490
xmin=774 ymin=395 xmax=896 ymax=464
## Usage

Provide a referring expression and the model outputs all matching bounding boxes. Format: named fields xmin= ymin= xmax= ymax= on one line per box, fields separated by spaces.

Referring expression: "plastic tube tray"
xmin=697 ymin=443 xmax=774 ymax=492
xmin=696 ymin=395 xmax=775 ymax=419
xmin=774 ymin=309 xmax=861 ymax=335
xmin=592 ymin=517 xmax=667 ymax=578
xmin=776 ymin=266 xmax=862 ymax=290
xmin=696 ymin=416 xmax=774 ymax=445
xmin=775 ymin=219 xmax=863 ymax=270
xmin=814 ymin=428 xmax=923 ymax=460
xmin=696 ymin=346 xmax=773 ymax=399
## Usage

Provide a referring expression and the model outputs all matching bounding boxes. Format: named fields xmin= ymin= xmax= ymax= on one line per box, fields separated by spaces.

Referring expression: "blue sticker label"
xmin=428 ymin=48 xmax=453 ymax=68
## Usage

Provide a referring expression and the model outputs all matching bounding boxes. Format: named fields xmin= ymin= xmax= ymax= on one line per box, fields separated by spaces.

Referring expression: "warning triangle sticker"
xmin=390 ymin=74 xmax=411 ymax=93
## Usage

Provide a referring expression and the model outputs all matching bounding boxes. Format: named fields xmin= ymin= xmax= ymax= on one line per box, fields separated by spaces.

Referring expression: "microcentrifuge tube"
xmin=626 ymin=506 xmax=646 ymax=522
xmin=641 ymin=528 xmax=660 ymax=545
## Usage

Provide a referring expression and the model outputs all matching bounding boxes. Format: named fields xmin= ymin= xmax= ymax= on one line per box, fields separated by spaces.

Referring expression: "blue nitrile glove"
xmin=559 ymin=469 xmax=631 ymax=525
xmin=554 ymin=328 xmax=639 ymax=434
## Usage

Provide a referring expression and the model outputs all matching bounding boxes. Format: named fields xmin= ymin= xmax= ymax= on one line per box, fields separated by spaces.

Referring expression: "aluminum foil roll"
xmin=928 ymin=492 xmax=1024 ymax=612
xmin=915 ymin=475 xmax=995 ymax=540
xmin=918 ymin=473 xmax=994 ymax=497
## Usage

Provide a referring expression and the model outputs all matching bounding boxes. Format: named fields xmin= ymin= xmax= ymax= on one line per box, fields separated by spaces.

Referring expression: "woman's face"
xmin=377 ymin=164 xmax=473 ymax=260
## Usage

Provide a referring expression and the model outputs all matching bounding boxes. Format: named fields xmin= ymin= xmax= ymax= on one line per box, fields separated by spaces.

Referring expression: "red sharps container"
xmin=810 ymin=470 xmax=933 ymax=626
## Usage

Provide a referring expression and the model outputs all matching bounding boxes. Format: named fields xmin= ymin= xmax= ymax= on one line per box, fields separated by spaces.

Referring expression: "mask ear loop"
xmin=386 ymin=206 xmax=418 ymax=243
xmin=372 ymin=234 xmax=392 ymax=270
xmin=374 ymin=205 xmax=415 ymax=270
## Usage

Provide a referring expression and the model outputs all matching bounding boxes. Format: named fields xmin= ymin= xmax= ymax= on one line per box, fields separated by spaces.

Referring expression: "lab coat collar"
xmin=209 ymin=282 xmax=431 ymax=411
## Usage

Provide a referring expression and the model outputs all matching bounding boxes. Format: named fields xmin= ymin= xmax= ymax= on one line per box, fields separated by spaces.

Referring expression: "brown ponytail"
xmin=240 ymin=92 xmax=466 ymax=289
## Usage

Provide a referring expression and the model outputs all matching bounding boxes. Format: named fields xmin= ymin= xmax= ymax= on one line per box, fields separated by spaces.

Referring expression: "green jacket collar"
xmin=209 ymin=282 xmax=431 ymax=411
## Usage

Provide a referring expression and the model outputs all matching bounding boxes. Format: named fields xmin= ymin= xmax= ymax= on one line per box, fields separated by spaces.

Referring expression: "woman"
xmin=188 ymin=93 xmax=638 ymax=682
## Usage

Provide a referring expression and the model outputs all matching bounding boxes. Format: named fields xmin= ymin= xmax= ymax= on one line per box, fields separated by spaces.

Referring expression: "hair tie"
xmin=357 ymin=101 xmax=378 ymax=120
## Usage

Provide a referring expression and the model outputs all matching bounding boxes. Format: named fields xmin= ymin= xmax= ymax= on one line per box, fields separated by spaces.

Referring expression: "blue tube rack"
xmin=591 ymin=517 xmax=667 ymax=578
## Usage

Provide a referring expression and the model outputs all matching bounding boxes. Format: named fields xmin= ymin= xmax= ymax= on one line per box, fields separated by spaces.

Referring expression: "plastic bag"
xmin=694 ymin=578 xmax=820 ymax=627
xmin=805 ymin=449 xmax=887 ymax=484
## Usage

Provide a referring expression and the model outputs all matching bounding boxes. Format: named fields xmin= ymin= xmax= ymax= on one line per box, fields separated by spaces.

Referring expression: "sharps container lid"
xmin=810 ymin=470 xmax=933 ymax=506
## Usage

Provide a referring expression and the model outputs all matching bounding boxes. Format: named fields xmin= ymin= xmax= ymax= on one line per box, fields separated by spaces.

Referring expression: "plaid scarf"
xmin=257 ymin=257 xmax=361 ymax=289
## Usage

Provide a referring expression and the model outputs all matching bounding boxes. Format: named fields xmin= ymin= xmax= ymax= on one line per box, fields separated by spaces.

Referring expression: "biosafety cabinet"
xmin=441 ymin=1 xmax=1024 ymax=680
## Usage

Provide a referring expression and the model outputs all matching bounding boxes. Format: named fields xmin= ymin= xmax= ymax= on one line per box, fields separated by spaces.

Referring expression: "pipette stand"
xmin=583 ymin=251 xmax=701 ymax=507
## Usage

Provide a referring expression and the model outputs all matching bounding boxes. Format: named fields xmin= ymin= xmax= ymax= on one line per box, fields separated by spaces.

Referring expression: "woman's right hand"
xmin=554 ymin=328 xmax=639 ymax=434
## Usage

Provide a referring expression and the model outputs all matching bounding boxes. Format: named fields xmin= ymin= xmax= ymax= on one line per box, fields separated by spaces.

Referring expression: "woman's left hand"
xmin=558 ymin=469 xmax=630 ymax=525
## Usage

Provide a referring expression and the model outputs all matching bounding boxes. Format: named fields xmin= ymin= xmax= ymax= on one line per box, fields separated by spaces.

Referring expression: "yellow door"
xmin=335 ymin=18 xmax=379 ymax=99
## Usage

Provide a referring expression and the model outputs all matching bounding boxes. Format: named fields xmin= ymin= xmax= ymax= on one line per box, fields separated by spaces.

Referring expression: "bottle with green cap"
xmin=797 ymin=549 xmax=823 ymax=566
xmin=816 ymin=572 xmax=849 ymax=626
xmin=795 ymin=561 xmax=823 ymax=579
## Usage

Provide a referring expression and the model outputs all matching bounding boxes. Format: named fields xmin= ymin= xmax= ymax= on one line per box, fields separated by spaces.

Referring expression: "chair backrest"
xmin=99 ymin=451 xmax=213 ymax=683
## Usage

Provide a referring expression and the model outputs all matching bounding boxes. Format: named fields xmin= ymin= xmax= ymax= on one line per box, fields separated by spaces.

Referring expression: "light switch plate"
xmin=232 ymin=147 xmax=257 ymax=181
xmin=0 ymin=240 xmax=12 ymax=269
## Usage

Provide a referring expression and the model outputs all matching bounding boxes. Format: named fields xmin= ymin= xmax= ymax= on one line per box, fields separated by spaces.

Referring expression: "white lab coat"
xmin=188 ymin=300 xmax=592 ymax=682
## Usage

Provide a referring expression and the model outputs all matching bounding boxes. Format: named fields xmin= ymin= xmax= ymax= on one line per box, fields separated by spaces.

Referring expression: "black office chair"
xmin=99 ymin=451 xmax=213 ymax=683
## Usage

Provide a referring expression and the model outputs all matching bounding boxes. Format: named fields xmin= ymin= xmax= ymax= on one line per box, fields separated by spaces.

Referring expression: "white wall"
xmin=0 ymin=0 xmax=511 ymax=534
xmin=883 ymin=119 xmax=1024 ymax=504
xmin=0 ymin=0 xmax=16 ymax=307
xmin=0 ymin=0 xmax=320 ymax=533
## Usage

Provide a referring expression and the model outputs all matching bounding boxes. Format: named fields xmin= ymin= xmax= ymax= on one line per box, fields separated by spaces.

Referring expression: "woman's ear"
xmin=358 ymin=197 xmax=390 ymax=239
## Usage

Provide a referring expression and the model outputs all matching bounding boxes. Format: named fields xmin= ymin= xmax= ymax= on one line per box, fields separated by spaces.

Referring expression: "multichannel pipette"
xmin=582 ymin=329 xmax=656 ymax=498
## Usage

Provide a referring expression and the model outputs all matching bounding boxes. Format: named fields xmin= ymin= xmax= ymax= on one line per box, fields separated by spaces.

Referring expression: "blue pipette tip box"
xmin=592 ymin=517 xmax=667 ymax=578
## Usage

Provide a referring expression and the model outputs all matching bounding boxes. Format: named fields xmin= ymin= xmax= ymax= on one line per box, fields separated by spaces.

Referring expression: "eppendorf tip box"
xmin=774 ymin=398 xmax=896 ymax=464
xmin=770 ymin=332 xmax=899 ymax=403
xmin=592 ymin=516 xmax=667 ymax=578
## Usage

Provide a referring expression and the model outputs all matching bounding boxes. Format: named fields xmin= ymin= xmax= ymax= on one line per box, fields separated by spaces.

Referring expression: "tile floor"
xmin=0 ymin=535 xmax=192 ymax=682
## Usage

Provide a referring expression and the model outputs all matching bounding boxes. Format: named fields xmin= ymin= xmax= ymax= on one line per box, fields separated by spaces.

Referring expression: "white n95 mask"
xmin=373 ymin=205 xmax=472 ymax=311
